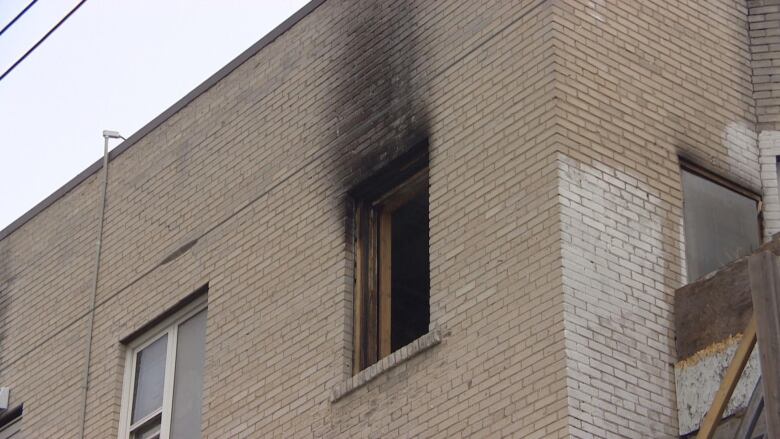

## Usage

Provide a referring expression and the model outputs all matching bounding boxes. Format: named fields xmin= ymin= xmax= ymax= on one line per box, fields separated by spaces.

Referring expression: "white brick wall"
xmin=558 ymin=155 xmax=683 ymax=437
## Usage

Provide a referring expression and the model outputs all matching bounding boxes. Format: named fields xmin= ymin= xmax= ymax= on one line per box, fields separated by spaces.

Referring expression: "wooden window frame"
xmin=117 ymin=296 xmax=207 ymax=439
xmin=352 ymin=167 xmax=428 ymax=374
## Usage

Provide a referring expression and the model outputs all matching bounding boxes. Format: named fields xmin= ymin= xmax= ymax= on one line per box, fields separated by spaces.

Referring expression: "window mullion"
xmin=160 ymin=326 xmax=178 ymax=439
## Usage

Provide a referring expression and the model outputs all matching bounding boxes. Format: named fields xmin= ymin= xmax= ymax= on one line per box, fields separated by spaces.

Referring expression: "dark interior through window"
xmin=390 ymin=188 xmax=430 ymax=351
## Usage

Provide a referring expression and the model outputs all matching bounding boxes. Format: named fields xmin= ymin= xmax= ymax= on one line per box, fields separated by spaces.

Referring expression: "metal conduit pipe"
xmin=78 ymin=130 xmax=123 ymax=438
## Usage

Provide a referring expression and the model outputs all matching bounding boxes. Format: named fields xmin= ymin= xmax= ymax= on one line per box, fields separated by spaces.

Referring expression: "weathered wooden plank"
xmin=748 ymin=251 xmax=780 ymax=439
xmin=674 ymin=256 xmax=753 ymax=360
xmin=379 ymin=210 xmax=392 ymax=359
xmin=697 ymin=317 xmax=757 ymax=439
xmin=676 ymin=238 xmax=780 ymax=362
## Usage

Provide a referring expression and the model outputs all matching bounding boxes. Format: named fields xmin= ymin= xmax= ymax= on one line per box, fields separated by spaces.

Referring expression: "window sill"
xmin=330 ymin=330 xmax=441 ymax=402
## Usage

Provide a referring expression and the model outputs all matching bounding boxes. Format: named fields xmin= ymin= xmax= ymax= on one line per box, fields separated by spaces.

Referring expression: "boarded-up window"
xmin=682 ymin=166 xmax=761 ymax=281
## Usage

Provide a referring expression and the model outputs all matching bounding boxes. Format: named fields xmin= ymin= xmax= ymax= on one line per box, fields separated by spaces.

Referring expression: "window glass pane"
xmin=131 ymin=335 xmax=167 ymax=424
xmin=682 ymin=169 xmax=760 ymax=281
xmin=170 ymin=309 xmax=207 ymax=439
xmin=131 ymin=419 xmax=161 ymax=439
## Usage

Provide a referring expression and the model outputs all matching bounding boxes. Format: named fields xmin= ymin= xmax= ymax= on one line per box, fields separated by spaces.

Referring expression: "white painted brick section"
xmin=558 ymin=155 xmax=683 ymax=438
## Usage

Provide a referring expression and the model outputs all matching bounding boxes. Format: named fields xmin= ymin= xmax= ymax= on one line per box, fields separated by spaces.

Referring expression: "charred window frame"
xmin=351 ymin=147 xmax=430 ymax=374
xmin=680 ymin=160 xmax=762 ymax=282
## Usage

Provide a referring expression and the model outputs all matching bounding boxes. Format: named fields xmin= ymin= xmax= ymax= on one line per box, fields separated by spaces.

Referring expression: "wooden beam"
xmin=696 ymin=316 xmax=757 ymax=439
xmin=379 ymin=210 xmax=392 ymax=359
xmin=748 ymin=251 xmax=780 ymax=439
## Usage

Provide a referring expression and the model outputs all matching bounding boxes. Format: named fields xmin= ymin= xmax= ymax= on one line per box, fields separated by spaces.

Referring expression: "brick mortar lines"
xmin=0 ymin=0 xmax=552 ymax=373
xmin=1 ymin=1 xmax=568 ymax=436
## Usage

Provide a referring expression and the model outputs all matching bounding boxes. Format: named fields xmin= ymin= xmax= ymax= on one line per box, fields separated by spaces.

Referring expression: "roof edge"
xmin=0 ymin=0 xmax=326 ymax=242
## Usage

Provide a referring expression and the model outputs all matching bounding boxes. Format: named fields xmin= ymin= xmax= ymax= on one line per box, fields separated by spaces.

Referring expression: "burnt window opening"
xmin=681 ymin=162 xmax=762 ymax=282
xmin=351 ymin=148 xmax=430 ymax=374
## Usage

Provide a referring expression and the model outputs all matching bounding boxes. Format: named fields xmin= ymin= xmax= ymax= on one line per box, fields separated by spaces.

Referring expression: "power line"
xmin=0 ymin=0 xmax=87 ymax=83
xmin=0 ymin=0 xmax=38 ymax=37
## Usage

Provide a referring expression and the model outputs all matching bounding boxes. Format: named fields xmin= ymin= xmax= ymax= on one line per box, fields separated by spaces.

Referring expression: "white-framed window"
xmin=118 ymin=296 xmax=207 ymax=439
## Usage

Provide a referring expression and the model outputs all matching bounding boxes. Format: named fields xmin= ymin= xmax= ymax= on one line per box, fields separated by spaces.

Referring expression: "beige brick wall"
xmin=0 ymin=0 xmax=767 ymax=437
xmin=751 ymin=0 xmax=780 ymax=237
xmin=0 ymin=1 xmax=571 ymax=437
xmin=750 ymin=0 xmax=780 ymax=133
xmin=552 ymin=0 xmax=760 ymax=437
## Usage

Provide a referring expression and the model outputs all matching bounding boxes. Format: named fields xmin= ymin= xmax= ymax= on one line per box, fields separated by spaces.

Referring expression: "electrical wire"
xmin=0 ymin=0 xmax=38 ymax=37
xmin=0 ymin=0 xmax=87 ymax=83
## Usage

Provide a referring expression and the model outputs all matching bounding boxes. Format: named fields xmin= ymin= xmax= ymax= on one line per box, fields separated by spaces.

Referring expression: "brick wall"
xmin=751 ymin=0 xmax=780 ymax=237
xmin=551 ymin=0 xmax=759 ymax=437
xmin=0 ymin=0 xmax=766 ymax=437
xmin=750 ymin=0 xmax=780 ymax=133
xmin=0 ymin=1 xmax=571 ymax=437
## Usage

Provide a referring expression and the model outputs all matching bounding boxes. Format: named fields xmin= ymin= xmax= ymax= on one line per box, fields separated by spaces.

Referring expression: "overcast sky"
xmin=0 ymin=0 xmax=309 ymax=230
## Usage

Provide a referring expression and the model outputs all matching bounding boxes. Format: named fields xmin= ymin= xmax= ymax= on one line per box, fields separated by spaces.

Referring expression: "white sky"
xmin=0 ymin=0 xmax=309 ymax=230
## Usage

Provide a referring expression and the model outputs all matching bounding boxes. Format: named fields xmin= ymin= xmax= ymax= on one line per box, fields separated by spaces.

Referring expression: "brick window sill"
xmin=330 ymin=330 xmax=441 ymax=402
